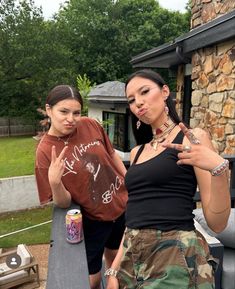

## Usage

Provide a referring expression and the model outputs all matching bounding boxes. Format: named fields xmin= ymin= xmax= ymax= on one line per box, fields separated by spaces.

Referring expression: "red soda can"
xmin=66 ymin=209 xmax=83 ymax=243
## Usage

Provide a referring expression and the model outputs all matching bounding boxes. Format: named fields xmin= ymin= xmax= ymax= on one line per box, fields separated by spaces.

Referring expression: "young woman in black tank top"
xmin=106 ymin=69 xmax=230 ymax=289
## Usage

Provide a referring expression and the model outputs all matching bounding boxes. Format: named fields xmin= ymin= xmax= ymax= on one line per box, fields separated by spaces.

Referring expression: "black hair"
xmin=46 ymin=85 xmax=83 ymax=109
xmin=125 ymin=69 xmax=181 ymax=145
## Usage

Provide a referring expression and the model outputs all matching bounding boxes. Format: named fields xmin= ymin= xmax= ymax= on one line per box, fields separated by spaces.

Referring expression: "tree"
xmin=56 ymin=0 xmax=190 ymax=84
xmin=0 ymin=0 xmax=191 ymax=121
xmin=76 ymin=74 xmax=95 ymax=116
xmin=0 ymin=0 xmax=75 ymax=119
xmin=0 ymin=0 xmax=43 ymax=119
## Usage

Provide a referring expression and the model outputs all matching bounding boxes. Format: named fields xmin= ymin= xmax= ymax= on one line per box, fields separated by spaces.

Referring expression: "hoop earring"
xmin=136 ymin=119 xmax=141 ymax=130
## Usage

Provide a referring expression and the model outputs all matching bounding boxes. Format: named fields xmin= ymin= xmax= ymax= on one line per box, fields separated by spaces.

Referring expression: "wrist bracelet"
xmin=104 ymin=268 xmax=118 ymax=278
xmin=210 ymin=159 xmax=229 ymax=176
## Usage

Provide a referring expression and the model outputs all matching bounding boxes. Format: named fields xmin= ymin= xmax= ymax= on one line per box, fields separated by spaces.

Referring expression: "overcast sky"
xmin=33 ymin=0 xmax=188 ymax=19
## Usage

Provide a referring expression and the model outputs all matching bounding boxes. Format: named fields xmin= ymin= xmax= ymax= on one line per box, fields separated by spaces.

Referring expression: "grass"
xmin=0 ymin=205 xmax=53 ymax=248
xmin=0 ymin=136 xmax=37 ymax=178
xmin=0 ymin=136 xmax=52 ymax=248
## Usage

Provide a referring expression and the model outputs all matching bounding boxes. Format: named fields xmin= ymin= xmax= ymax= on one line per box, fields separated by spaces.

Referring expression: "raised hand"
xmin=162 ymin=122 xmax=225 ymax=172
xmin=48 ymin=145 xmax=68 ymax=186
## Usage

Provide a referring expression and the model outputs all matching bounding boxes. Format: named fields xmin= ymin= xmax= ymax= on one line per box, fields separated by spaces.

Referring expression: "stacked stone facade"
xmin=191 ymin=0 xmax=235 ymax=29
xmin=179 ymin=0 xmax=235 ymax=154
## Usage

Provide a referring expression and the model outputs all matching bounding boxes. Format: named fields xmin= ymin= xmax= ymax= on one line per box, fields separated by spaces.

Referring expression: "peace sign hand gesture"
xmin=48 ymin=146 xmax=68 ymax=186
xmin=162 ymin=122 xmax=225 ymax=172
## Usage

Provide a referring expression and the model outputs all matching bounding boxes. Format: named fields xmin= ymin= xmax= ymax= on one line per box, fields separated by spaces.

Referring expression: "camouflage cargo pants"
xmin=117 ymin=228 xmax=217 ymax=289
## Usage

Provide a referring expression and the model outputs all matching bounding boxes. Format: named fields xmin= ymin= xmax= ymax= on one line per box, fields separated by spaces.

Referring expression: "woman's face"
xmin=126 ymin=76 xmax=169 ymax=127
xmin=46 ymin=99 xmax=82 ymax=137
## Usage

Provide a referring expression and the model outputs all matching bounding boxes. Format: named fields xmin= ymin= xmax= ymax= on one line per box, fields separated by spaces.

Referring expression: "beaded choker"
xmin=150 ymin=119 xmax=176 ymax=150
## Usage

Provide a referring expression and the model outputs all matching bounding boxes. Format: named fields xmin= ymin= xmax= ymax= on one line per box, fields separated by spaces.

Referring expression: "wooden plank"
xmin=46 ymin=203 xmax=90 ymax=289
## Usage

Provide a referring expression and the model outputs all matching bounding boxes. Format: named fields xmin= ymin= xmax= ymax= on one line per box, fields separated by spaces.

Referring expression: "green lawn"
xmin=0 ymin=206 xmax=53 ymax=248
xmin=0 ymin=136 xmax=36 ymax=178
xmin=0 ymin=137 xmax=52 ymax=247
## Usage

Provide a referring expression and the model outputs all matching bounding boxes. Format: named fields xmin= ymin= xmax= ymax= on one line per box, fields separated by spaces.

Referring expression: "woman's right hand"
xmin=106 ymin=276 xmax=119 ymax=289
xmin=48 ymin=145 xmax=67 ymax=186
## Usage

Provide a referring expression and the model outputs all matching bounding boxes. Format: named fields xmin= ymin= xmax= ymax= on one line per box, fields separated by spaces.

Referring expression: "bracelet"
xmin=210 ymin=159 xmax=229 ymax=176
xmin=104 ymin=268 xmax=118 ymax=278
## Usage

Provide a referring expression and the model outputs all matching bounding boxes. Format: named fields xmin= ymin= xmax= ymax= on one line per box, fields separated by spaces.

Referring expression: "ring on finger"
xmin=188 ymin=130 xmax=201 ymax=145
xmin=183 ymin=145 xmax=192 ymax=152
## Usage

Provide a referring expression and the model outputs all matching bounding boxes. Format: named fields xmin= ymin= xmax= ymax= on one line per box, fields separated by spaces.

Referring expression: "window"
xmin=103 ymin=112 xmax=128 ymax=151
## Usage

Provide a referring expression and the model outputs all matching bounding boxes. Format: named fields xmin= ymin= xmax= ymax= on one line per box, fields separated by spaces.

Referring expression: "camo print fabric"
xmin=117 ymin=228 xmax=217 ymax=289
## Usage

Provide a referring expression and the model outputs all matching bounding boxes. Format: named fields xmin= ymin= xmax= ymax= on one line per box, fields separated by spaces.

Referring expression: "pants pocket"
xmin=177 ymin=230 xmax=215 ymax=289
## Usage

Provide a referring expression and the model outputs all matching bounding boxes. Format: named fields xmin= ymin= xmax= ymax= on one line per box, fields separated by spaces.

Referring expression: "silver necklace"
xmin=57 ymin=134 xmax=72 ymax=146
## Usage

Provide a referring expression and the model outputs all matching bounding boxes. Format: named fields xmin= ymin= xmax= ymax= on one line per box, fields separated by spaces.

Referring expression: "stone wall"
xmin=191 ymin=0 xmax=235 ymax=29
xmin=191 ymin=41 xmax=235 ymax=154
xmin=182 ymin=0 xmax=235 ymax=154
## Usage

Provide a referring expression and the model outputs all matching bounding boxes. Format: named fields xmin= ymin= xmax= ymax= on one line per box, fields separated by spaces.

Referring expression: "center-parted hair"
xmin=125 ymin=69 xmax=181 ymax=145
xmin=46 ymin=85 xmax=83 ymax=109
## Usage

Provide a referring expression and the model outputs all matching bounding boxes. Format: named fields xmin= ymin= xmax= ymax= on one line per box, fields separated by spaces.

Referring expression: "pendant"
xmin=64 ymin=141 xmax=69 ymax=146
xmin=150 ymin=140 xmax=158 ymax=150
xmin=152 ymin=141 xmax=158 ymax=150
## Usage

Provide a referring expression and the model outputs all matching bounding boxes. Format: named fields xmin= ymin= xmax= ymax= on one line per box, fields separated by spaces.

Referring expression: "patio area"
xmin=2 ymin=244 xmax=49 ymax=289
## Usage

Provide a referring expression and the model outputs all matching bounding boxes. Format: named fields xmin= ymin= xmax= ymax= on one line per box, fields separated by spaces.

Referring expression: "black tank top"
xmin=125 ymin=131 xmax=197 ymax=231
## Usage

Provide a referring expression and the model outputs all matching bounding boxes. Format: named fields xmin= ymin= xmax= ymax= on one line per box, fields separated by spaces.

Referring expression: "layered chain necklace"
xmin=150 ymin=118 xmax=176 ymax=150
xmin=57 ymin=134 xmax=72 ymax=146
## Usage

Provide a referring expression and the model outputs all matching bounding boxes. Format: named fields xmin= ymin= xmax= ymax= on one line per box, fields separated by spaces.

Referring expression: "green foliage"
xmin=57 ymin=0 xmax=190 ymax=83
xmin=100 ymin=118 xmax=114 ymax=129
xmin=76 ymin=74 xmax=95 ymax=116
xmin=0 ymin=0 xmax=75 ymax=119
xmin=0 ymin=0 xmax=191 ymax=118
xmin=0 ymin=206 xmax=52 ymax=248
xmin=0 ymin=0 xmax=43 ymax=118
xmin=0 ymin=136 xmax=36 ymax=178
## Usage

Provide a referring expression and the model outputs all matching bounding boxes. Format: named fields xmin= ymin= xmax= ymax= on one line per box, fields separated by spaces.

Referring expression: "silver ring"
xmin=183 ymin=145 xmax=191 ymax=152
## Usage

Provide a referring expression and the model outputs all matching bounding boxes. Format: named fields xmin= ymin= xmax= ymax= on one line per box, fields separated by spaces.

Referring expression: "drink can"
xmin=66 ymin=209 xmax=83 ymax=243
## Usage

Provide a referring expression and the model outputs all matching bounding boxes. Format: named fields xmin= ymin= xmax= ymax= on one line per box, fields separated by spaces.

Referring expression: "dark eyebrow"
xmin=127 ymin=85 xmax=150 ymax=98
xmin=59 ymin=108 xmax=69 ymax=111
xmin=59 ymin=108 xmax=80 ymax=112
xmin=139 ymin=85 xmax=151 ymax=90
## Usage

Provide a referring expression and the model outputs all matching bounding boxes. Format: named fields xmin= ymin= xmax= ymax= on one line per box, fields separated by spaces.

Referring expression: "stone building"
xmin=130 ymin=0 xmax=235 ymax=154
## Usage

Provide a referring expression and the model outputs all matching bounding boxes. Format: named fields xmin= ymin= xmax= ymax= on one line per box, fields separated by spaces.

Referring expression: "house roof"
xmin=130 ymin=9 xmax=235 ymax=68
xmin=88 ymin=81 xmax=127 ymax=104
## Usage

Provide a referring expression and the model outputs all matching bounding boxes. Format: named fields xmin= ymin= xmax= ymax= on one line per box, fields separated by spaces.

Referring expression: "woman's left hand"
xmin=162 ymin=122 xmax=224 ymax=171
